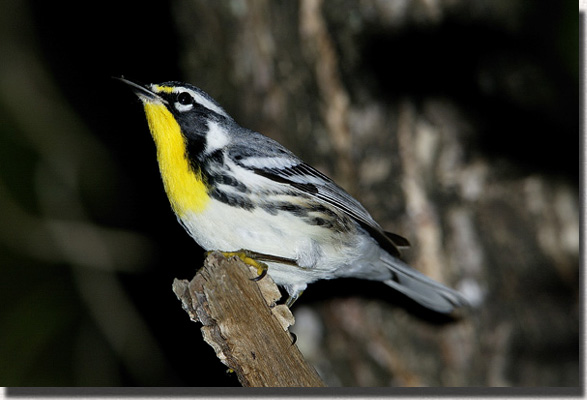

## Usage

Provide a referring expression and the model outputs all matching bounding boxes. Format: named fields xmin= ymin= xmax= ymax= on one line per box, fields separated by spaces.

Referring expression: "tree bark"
xmin=172 ymin=251 xmax=326 ymax=387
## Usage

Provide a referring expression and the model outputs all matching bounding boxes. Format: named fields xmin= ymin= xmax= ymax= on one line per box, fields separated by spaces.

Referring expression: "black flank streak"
xmin=309 ymin=204 xmax=339 ymax=219
xmin=310 ymin=217 xmax=332 ymax=228
xmin=276 ymin=203 xmax=307 ymax=216
xmin=211 ymin=189 xmax=255 ymax=210
xmin=260 ymin=204 xmax=278 ymax=216
xmin=215 ymin=174 xmax=248 ymax=193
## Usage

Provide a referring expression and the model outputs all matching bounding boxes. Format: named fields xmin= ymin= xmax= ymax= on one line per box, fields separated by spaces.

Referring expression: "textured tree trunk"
xmin=170 ymin=0 xmax=579 ymax=387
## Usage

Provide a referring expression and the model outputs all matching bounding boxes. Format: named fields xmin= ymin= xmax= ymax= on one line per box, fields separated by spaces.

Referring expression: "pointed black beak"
xmin=116 ymin=77 xmax=165 ymax=103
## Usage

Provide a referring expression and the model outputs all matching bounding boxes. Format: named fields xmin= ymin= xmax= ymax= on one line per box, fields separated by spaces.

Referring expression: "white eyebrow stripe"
xmin=187 ymin=90 xmax=229 ymax=118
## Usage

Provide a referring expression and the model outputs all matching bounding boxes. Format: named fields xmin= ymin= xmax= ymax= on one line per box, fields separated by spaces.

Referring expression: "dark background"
xmin=0 ymin=0 xmax=579 ymax=387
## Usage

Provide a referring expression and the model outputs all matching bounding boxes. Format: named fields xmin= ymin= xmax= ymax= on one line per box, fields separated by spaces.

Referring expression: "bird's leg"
xmin=214 ymin=250 xmax=267 ymax=280
xmin=238 ymin=250 xmax=298 ymax=266
xmin=215 ymin=249 xmax=298 ymax=281
xmin=284 ymin=290 xmax=304 ymax=308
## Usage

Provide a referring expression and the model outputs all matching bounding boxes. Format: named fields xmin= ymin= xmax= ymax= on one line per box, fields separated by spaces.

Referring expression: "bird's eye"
xmin=177 ymin=92 xmax=193 ymax=105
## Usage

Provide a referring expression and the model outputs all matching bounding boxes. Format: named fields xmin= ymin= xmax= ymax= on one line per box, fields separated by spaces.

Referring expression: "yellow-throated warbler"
xmin=119 ymin=78 xmax=467 ymax=313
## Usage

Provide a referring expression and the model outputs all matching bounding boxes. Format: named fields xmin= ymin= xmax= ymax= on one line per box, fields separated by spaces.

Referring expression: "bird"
xmin=119 ymin=77 xmax=467 ymax=313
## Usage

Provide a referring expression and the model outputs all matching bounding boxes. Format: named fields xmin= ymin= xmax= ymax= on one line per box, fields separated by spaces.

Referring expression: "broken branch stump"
xmin=172 ymin=251 xmax=326 ymax=387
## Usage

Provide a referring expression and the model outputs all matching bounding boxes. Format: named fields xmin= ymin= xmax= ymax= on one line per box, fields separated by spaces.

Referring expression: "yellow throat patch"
xmin=142 ymin=102 xmax=209 ymax=216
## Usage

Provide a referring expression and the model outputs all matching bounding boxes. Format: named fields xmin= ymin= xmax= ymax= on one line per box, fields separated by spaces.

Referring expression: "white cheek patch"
xmin=205 ymin=121 xmax=230 ymax=154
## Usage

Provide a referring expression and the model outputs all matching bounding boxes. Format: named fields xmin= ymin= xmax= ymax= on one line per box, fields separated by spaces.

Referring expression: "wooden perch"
xmin=172 ymin=251 xmax=326 ymax=387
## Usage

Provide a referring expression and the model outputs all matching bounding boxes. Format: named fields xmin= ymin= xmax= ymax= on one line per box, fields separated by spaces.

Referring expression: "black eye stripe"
xmin=177 ymin=92 xmax=193 ymax=105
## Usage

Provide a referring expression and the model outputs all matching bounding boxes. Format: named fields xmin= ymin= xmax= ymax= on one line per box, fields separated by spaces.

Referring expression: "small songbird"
xmin=119 ymin=78 xmax=467 ymax=313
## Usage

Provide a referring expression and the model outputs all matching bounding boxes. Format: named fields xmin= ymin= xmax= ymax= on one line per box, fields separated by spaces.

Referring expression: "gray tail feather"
xmin=381 ymin=254 xmax=468 ymax=314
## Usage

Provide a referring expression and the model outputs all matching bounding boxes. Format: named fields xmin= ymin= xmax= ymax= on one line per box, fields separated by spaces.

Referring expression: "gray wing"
xmin=229 ymin=139 xmax=409 ymax=257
